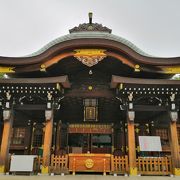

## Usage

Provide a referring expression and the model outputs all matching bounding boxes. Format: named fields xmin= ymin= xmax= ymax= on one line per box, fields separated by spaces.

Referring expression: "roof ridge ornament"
xmin=69 ymin=13 xmax=112 ymax=34
xmin=89 ymin=12 xmax=93 ymax=24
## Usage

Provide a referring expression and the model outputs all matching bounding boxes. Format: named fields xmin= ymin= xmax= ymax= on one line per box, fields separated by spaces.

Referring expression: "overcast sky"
xmin=0 ymin=0 xmax=180 ymax=57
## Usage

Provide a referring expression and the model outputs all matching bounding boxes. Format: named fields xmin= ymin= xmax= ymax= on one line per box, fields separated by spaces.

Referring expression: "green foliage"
xmin=0 ymin=73 xmax=4 ymax=78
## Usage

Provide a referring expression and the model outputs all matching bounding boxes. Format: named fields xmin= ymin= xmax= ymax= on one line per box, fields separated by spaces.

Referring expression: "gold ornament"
xmin=85 ymin=158 xmax=94 ymax=169
xmin=88 ymin=85 xmax=93 ymax=91
xmin=74 ymin=49 xmax=106 ymax=67
xmin=0 ymin=66 xmax=15 ymax=73
xmin=134 ymin=64 xmax=140 ymax=72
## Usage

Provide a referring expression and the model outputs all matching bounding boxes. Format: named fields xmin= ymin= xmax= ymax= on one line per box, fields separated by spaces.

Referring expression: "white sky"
xmin=0 ymin=0 xmax=180 ymax=57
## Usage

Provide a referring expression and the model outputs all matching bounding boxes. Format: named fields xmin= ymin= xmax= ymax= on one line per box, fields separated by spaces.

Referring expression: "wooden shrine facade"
xmin=0 ymin=14 xmax=180 ymax=175
xmin=0 ymin=75 xmax=179 ymax=175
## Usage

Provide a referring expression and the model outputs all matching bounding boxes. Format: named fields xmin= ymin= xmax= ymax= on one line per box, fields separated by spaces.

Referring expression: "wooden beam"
xmin=119 ymin=105 xmax=168 ymax=112
xmin=66 ymin=89 xmax=114 ymax=98
xmin=127 ymin=120 xmax=137 ymax=175
xmin=0 ymin=111 xmax=13 ymax=173
xmin=14 ymin=104 xmax=47 ymax=110
xmin=111 ymin=75 xmax=180 ymax=88
xmin=134 ymin=105 xmax=168 ymax=112
xmin=0 ymin=75 xmax=70 ymax=88
xmin=169 ymin=121 xmax=180 ymax=175
xmin=41 ymin=111 xmax=53 ymax=174
xmin=117 ymin=105 xmax=169 ymax=112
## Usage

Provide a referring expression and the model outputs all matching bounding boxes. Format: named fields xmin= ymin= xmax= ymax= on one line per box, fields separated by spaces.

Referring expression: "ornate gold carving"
xmin=85 ymin=158 xmax=94 ymax=169
xmin=161 ymin=66 xmax=180 ymax=74
xmin=69 ymin=23 xmax=112 ymax=33
xmin=40 ymin=64 xmax=46 ymax=72
xmin=85 ymin=107 xmax=96 ymax=120
xmin=0 ymin=66 xmax=15 ymax=73
xmin=74 ymin=49 xmax=107 ymax=67
xmin=134 ymin=64 xmax=140 ymax=72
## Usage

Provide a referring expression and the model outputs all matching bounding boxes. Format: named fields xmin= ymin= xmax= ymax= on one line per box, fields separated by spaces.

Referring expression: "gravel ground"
xmin=0 ymin=175 xmax=178 ymax=180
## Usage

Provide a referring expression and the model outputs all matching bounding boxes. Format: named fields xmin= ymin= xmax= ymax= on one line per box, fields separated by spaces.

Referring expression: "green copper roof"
xmin=25 ymin=32 xmax=154 ymax=57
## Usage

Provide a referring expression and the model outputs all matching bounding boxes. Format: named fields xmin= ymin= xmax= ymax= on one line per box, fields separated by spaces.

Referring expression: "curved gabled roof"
xmin=0 ymin=31 xmax=179 ymax=66
xmin=26 ymin=32 xmax=153 ymax=58
xmin=0 ymin=22 xmax=179 ymax=75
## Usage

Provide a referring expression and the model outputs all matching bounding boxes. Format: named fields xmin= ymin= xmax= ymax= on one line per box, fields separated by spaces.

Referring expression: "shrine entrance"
xmin=68 ymin=124 xmax=113 ymax=154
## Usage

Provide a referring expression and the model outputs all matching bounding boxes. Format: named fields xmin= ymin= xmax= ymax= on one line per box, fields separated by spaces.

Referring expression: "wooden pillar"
xmin=169 ymin=120 xmax=180 ymax=175
xmin=0 ymin=110 xmax=13 ymax=173
xmin=56 ymin=120 xmax=61 ymax=153
xmin=41 ymin=110 xmax=53 ymax=174
xmin=127 ymin=111 xmax=137 ymax=175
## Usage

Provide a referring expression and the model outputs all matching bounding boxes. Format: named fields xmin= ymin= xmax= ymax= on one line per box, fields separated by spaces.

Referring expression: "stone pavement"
xmin=0 ymin=175 xmax=179 ymax=180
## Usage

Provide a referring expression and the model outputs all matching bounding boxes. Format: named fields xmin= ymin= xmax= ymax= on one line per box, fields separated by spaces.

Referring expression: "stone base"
xmin=129 ymin=167 xmax=138 ymax=176
xmin=174 ymin=168 xmax=180 ymax=176
xmin=41 ymin=166 xmax=49 ymax=174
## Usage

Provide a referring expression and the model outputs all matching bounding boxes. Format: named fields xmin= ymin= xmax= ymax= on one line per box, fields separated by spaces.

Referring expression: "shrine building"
xmin=0 ymin=13 xmax=179 ymax=176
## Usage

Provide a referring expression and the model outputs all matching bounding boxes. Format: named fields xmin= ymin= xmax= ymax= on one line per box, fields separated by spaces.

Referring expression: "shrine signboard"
xmin=10 ymin=155 xmax=37 ymax=172
xmin=139 ymin=136 xmax=162 ymax=152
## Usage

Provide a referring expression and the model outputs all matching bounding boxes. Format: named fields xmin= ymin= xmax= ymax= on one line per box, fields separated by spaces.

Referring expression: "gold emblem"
xmin=74 ymin=49 xmax=106 ymax=67
xmin=85 ymin=158 xmax=94 ymax=169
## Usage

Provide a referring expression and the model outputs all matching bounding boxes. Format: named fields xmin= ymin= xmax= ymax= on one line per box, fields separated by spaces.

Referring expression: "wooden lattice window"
xmin=33 ymin=128 xmax=43 ymax=147
xmin=156 ymin=129 xmax=168 ymax=140
xmin=156 ymin=128 xmax=169 ymax=145
xmin=11 ymin=128 xmax=26 ymax=145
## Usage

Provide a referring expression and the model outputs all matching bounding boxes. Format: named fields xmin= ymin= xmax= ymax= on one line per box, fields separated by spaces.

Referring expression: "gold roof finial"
xmin=89 ymin=12 xmax=93 ymax=24
xmin=69 ymin=12 xmax=112 ymax=33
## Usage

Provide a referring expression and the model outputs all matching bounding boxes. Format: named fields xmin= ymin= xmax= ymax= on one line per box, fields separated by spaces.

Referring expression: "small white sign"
xmin=139 ymin=136 xmax=162 ymax=152
xmin=10 ymin=155 xmax=37 ymax=172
